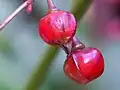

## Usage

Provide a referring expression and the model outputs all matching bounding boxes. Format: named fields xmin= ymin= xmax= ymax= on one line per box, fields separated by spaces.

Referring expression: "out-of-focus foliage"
xmin=0 ymin=35 xmax=12 ymax=53
xmin=0 ymin=82 xmax=11 ymax=90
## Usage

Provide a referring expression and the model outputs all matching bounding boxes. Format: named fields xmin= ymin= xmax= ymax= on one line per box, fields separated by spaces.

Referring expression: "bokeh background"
xmin=0 ymin=0 xmax=120 ymax=90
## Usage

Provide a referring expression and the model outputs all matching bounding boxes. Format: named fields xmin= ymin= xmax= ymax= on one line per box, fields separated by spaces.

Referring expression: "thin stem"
xmin=72 ymin=36 xmax=85 ymax=51
xmin=60 ymin=45 xmax=69 ymax=54
xmin=47 ymin=0 xmax=57 ymax=11
xmin=0 ymin=0 xmax=33 ymax=30
xmin=60 ymin=41 xmax=72 ymax=55
xmin=61 ymin=37 xmax=85 ymax=55
xmin=60 ymin=43 xmax=72 ymax=55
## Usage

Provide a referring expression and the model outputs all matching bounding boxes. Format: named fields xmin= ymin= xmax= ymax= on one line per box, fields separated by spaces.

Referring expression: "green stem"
xmin=26 ymin=46 xmax=59 ymax=90
xmin=72 ymin=0 xmax=92 ymax=20
xmin=25 ymin=0 xmax=92 ymax=90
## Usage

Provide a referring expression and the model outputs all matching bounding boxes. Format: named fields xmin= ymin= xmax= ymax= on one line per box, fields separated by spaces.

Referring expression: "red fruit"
xmin=64 ymin=47 xmax=104 ymax=84
xmin=38 ymin=10 xmax=76 ymax=45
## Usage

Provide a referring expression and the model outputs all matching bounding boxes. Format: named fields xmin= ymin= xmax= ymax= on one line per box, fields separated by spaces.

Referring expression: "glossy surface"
xmin=64 ymin=47 xmax=104 ymax=84
xmin=38 ymin=10 xmax=76 ymax=45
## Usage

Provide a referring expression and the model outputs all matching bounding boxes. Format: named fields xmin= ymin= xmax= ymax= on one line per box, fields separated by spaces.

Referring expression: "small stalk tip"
xmin=47 ymin=0 xmax=57 ymax=11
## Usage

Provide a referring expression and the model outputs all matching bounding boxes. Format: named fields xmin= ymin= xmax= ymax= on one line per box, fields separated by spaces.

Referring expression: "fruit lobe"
xmin=38 ymin=10 xmax=76 ymax=45
xmin=64 ymin=47 xmax=104 ymax=84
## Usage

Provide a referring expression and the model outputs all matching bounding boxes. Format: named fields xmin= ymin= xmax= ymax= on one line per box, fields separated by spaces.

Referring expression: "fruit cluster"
xmin=38 ymin=0 xmax=104 ymax=84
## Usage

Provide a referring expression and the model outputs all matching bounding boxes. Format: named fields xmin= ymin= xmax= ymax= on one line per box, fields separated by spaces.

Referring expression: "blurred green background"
xmin=0 ymin=0 xmax=120 ymax=90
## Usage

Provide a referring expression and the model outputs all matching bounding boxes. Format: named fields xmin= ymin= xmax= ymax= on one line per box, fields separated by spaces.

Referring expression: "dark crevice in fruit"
xmin=61 ymin=23 xmax=65 ymax=32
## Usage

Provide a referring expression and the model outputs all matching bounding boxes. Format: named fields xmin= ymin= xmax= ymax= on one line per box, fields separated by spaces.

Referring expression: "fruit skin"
xmin=38 ymin=10 xmax=77 ymax=45
xmin=64 ymin=47 xmax=104 ymax=84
